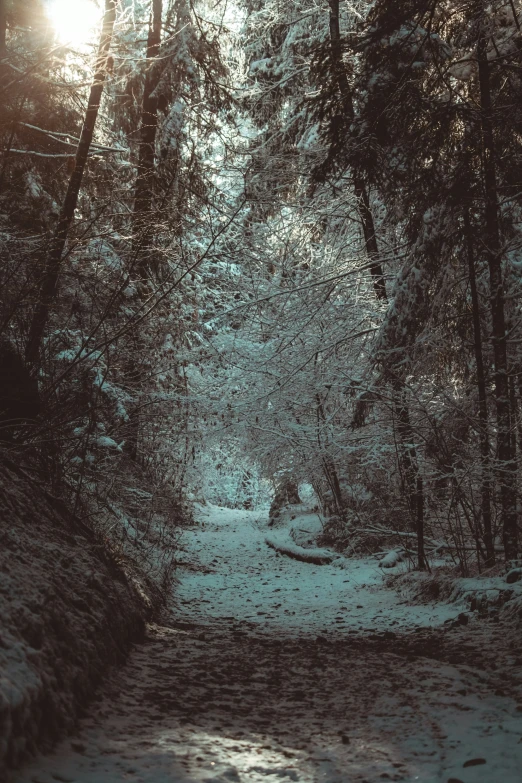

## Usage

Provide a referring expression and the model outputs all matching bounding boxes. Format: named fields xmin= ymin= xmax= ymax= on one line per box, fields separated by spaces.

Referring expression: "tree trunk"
xmin=415 ymin=474 xmax=426 ymax=570
xmin=464 ymin=210 xmax=495 ymax=566
xmin=477 ymin=21 xmax=518 ymax=560
xmin=315 ymin=392 xmax=344 ymax=515
xmin=510 ymin=373 xmax=519 ymax=474
xmin=327 ymin=0 xmax=387 ymax=301
xmin=132 ymin=0 xmax=162 ymax=278
xmin=353 ymin=175 xmax=387 ymax=301
xmin=238 ymin=469 xmax=254 ymax=509
xmin=125 ymin=0 xmax=163 ymax=461
xmin=0 ymin=0 xmax=7 ymax=59
xmin=269 ymin=479 xmax=300 ymax=523
xmin=329 ymin=0 xmax=424 ymax=559
xmin=394 ymin=386 xmax=427 ymax=569
xmin=328 ymin=1 xmax=423 ymax=562
xmin=25 ymin=0 xmax=117 ymax=363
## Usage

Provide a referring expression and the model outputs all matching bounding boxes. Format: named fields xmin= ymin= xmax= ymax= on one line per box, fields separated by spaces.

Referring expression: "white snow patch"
xmin=173 ymin=504 xmax=460 ymax=635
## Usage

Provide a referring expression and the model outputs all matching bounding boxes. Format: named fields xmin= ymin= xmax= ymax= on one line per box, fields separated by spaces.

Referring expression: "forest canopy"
xmin=1 ymin=0 xmax=522 ymax=574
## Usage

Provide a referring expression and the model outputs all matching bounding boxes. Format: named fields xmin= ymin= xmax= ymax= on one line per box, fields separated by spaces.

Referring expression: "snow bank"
xmin=0 ymin=454 xmax=149 ymax=779
xmin=390 ymin=568 xmax=522 ymax=620
xmin=378 ymin=548 xmax=407 ymax=568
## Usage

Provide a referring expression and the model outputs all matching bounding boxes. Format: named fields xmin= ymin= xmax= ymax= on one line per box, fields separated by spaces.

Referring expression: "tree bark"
xmin=315 ymin=392 xmax=344 ymax=515
xmin=464 ymin=210 xmax=495 ymax=566
xmin=0 ymin=0 xmax=7 ymax=59
xmin=353 ymin=175 xmax=387 ymax=301
xmin=477 ymin=21 xmax=518 ymax=560
xmin=25 ymin=0 xmax=117 ymax=363
xmin=327 ymin=0 xmax=387 ymax=301
xmin=125 ymin=0 xmax=163 ymax=461
xmin=328 ymin=1 xmax=426 ymax=561
xmin=269 ymin=479 xmax=300 ymax=522
xmin=394 ymin=386 xmax=427 ymax=569
xmin=132 ymin=0 xmax=162 ymax=277
xmin=314 ymin=345 xmax=344 ymax=516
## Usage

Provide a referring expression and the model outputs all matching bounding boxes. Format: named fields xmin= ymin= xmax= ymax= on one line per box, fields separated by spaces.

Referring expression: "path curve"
xmin=15 ymin=505 xmax=522 ymax=783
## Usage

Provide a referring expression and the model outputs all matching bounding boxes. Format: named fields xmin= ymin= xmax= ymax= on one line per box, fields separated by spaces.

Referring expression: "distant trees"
xmin=0 ymin=0 xmax=233 ymax=531
xmin=344 ymin=0 xmax=521 ymax=561
xmin=223 ymin=0 xmax=521 ymax=568
xmin=0 ymin=0 xmax=521 ymax=570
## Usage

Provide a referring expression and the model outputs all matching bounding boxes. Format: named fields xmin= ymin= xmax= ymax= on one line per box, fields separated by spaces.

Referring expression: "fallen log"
xmin=265 ymin=534 xmax=336 ymax=565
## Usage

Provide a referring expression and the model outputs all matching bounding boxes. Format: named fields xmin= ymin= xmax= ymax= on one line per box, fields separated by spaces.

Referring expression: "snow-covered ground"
xmin=175 ymin=504 xmax=460 ymax=634
xmin=14 ymin=504 xmax=522 ymax=783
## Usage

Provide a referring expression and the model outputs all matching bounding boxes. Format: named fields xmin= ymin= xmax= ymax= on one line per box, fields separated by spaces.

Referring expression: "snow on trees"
xmin=0 ymin=0 xmax=521 ymax=572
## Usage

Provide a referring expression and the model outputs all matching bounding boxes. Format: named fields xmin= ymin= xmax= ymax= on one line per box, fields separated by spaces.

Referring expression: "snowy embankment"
xmin=268 ymin=503 xmax=522 ymax=626
xmin=390 ymin=567 xmax=522 ymax=623
xmin=0 ymin=454 xmax=150 ymax=779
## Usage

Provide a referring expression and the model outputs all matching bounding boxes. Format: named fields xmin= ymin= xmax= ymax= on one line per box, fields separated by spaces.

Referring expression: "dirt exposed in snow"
xmin=13 ymin=504 xmax=522 ymax=783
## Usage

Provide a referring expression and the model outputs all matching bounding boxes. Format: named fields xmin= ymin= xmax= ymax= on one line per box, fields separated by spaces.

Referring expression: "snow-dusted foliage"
xmin=2 ymin=1 xmax=522 ymax=775
xmin=1 ymin=0 xmax=522 ymax=619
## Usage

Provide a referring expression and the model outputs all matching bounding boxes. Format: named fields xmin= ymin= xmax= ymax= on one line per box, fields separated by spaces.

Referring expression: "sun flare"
xmin=47 ymin=0 xmax=102 ymax=46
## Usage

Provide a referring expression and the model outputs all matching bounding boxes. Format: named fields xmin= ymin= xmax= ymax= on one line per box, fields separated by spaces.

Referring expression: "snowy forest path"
xmin=15 ymin=506 xmax=522 ymax=783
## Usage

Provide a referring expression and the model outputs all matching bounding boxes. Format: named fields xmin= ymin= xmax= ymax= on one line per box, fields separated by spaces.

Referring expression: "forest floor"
xmin=14 ymin=505 xmax=522 ymax=783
